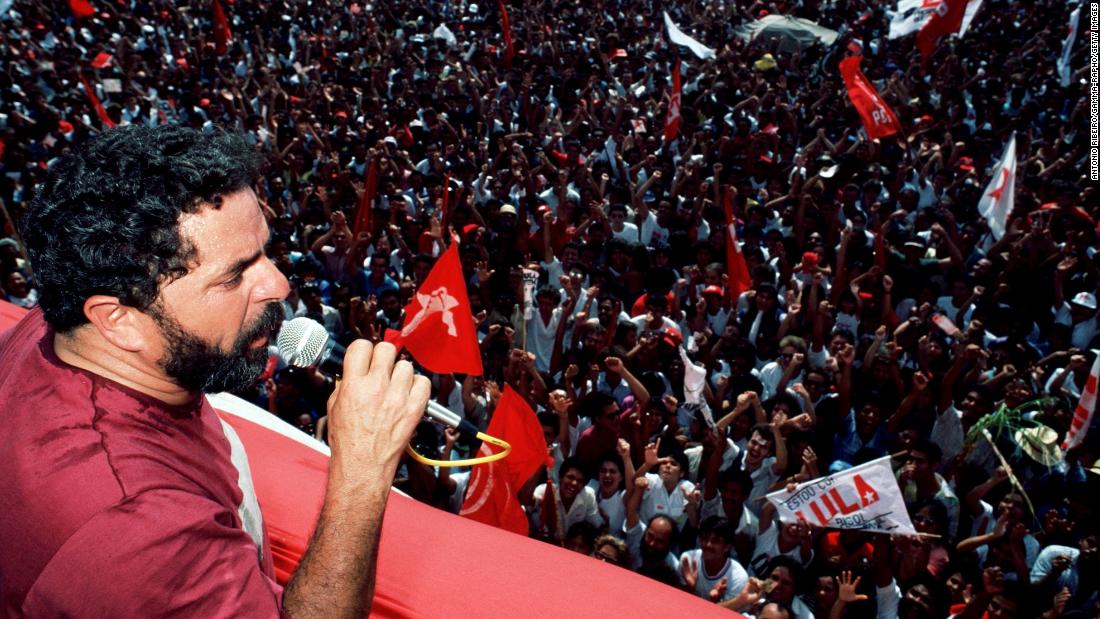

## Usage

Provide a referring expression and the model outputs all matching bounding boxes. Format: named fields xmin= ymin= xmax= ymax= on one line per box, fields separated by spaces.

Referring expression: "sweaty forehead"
xmin=175 ymin=189 xmax=266 ymax=276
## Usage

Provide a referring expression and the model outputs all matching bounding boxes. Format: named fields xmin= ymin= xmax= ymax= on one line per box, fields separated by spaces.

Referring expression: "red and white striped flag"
xmin=977 ymin=133 xmax=1016 ymax=240
xmin=1064 ymin=356 xmax=1100 ymax=451
xmin=663 ymin=60 xmax=681 ymax=143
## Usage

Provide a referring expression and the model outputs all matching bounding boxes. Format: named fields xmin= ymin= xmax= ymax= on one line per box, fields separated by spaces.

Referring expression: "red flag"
xmin=916 ymin=0 xmax=966 ymax=60
xmin=352 ymin=157 xmax=378 ymax=239
xmin=68 ymin=0 xmax=95 ymax=19
xmin=498 ymin=0 xmax=515 ymax=67
xmin=723 ymin=188 xmax=751 ymax=303
xmin=663 ymin=59 xmax=682 ymax=143
xmin=839 ymin=56 xmax=902 ymax=140
xmin=211 ymin=0 xmax=232 ymax=56
xmin=80 ymin=76 xmax=115 ymax=129
xmin=460 ymin=385 xmax=547 ymax=535
xmin=90 ymin=52 xmax=112 ymax=69
xmin=386 ymin=243 xmax=483 ymax=375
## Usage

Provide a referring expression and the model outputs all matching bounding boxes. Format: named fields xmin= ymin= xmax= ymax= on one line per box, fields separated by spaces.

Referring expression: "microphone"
xmin=276 ymin=317 xmax=480 ymax=437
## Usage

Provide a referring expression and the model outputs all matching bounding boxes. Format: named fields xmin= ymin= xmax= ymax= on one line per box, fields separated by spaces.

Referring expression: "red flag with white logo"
xmin=386 ymin=243 xmax=483 ymax=375
xmin=723 ymin=187 xmax=751 ymax=304
xmin=460 ymin=385 xmax=547 ymax=535
xmin=977 ymin=133 xmax=1016 ymax=240
xmin=839 ymin=56 xmax=902 ymax=140
xmin=211 ymin=0 xmax=232 ymax=56
xmin=1064 ymin=357 xmax=1099 ymax=451
xmin=916 ymin=0 xmax=967 ymax=59
xmin=663 ymin=60 xmax=682 ymax=143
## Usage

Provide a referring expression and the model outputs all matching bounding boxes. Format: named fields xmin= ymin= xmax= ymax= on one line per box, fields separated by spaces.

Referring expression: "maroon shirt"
xmin=0 ymin=309 xmax=284 ymax=616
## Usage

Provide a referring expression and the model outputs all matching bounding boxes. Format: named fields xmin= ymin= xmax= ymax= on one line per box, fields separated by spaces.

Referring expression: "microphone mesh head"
xmin=277 ymin=317 xmax=330 ymax=367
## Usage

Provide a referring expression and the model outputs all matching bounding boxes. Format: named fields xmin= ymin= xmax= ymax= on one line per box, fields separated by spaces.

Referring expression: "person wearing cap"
xmin=1052 ymin=284 xmax=1099 ymax=349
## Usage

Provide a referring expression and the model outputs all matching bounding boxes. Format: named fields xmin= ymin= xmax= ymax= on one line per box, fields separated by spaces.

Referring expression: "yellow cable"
xmin=405 ymin=431 xmax=512 ymax=467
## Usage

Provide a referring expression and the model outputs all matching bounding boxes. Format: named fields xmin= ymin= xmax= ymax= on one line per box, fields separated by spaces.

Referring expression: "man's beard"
xmin=151 ymin=302 xmax=285 ymax=394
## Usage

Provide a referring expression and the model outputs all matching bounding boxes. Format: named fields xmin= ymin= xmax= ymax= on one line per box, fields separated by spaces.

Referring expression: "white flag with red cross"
xmin=766 ymin=456 xmax=917 ymax=535
xmin=977 ymin=133 xmax=1016 ymax=240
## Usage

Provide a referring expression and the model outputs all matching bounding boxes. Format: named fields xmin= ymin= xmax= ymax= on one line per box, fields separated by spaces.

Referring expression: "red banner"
xmin=839 ymin=56 xmax=902 ymax=140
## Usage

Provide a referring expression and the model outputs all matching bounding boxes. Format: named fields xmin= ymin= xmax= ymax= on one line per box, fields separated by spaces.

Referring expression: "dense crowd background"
xmin=0 ymin=0 xmax=1097 ymax=617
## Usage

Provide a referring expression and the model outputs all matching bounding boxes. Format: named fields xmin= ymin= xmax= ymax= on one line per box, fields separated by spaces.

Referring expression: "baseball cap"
xmin=499 ymin=204 xmax=517 ymax=216
xmin=1071 ymin=291 xmax=1097 ymax=310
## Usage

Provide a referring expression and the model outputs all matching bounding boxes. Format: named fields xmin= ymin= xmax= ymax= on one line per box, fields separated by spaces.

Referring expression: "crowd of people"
xmin=0 ymin=0 xmax=1096 ymax=617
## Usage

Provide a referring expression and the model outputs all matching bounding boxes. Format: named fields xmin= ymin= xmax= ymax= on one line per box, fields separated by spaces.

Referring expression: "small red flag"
xmin=723 ymin=188 xmax=751 ymax=303
xmin=839 ymin=56 xmax=902 ymax=140
xmin=211 ymin=0 xmax=232 ymax=55
xmin=663 ymin=59 xmax=682 ymax=143
xmin=386 ymin=243 xmax=483 ymax=375
xmin=90 ymin=52 xmax=112 ymax=69
xmin=352 ymin=157 xmax=378 ymax=239
xmin=916 ymin=0 xmax=967 ymax=60
xmin=80 ymin=76 xmax=115 ymax=129
xmin=498 ymin=0 xmax=515 ymax=66
xmin=460 ymin=385 xmax=547 ymax=535
xmin=68 ymin=0 xmax=95 ymax=19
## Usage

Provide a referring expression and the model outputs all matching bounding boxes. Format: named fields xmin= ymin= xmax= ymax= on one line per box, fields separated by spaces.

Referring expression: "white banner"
xmin=664 ymin=12 xmax=716 ymax=60
xmin=888 ymin=0 xmax=982 ymax=39
xmin=521 ymin=268 xmax=539 ymax=321
xmin=766 ymin=456 xmax=917 ymax=535
xmin=1058 ymin=5 xmax=1081 ymax=87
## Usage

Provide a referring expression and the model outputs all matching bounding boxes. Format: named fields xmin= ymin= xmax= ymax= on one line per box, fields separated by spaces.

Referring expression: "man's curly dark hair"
xmin=22 ymin=125 xmax=263 ymax=332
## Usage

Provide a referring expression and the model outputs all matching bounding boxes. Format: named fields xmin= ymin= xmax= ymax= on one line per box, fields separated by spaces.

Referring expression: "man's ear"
xmin=83 ymin=295 xmax=152 ymax=353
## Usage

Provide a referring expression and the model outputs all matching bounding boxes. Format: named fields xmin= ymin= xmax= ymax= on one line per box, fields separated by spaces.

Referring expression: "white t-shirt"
xmin=641 ymin=473 xmax=696 ymax=529
xmin=677 ymin=548 xmax=749 ymax=603
xmin=532 ymin=483 xmax=602 ymax=534
xmin=611 ymin=222 xmax=641 ymax=243
xmin=527 ymin=307 xmax=564 ymax=373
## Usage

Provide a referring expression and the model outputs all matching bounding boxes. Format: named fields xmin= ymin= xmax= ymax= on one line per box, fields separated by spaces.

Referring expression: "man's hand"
xmin=286 ymin=341 xmax=430 ymax=618
xmin=982 ymin=566 xmax=1006 ymax=596
xmin=604 ymin=356 xmax=625 ymax=375
xmin=680 ymin=555 xmax=699 ymax=591
xmin=327 ymin=341 xmax=430 ymax=474
xmin=836 ymin=571 xmax=869 ymax=603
